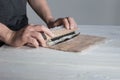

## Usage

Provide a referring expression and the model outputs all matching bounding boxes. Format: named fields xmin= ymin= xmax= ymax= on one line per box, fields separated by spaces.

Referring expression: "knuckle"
xmin=22 ymin=33 xmax=29 ymax=41
xmin=41 ymin=26 xmax=47 ymax=31
xmin=68 ymin=17 xmax=73 ymax=20
xmin=40 ymin=25 xmax=45 ymax=29
xmin=24 ymin=33 xmax=30 ymax=37
xmin=63 ymin=18 xmax=67 ymax=21
xmin=27 ymin=26 xmax=34 ymax=31
xmin=63 ymin=18 xmax=67 ymax=22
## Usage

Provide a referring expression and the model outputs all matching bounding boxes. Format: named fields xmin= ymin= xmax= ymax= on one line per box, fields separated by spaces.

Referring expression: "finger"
xmin=67 ymin=17 xmax=77 ymax=29
xmin=31 ymin=32 xmax=47 ymax=47
xmin=63 ymin=18 xmax=70 ymax=29
xmin=69 ymin=17 xmax=77 ymax=28
xmin=27 ymin=37 xmax=39 ymax=48
xmin=34 ymin=25 xmax=54 ymax=37
xmin=53 ymin=18 xmax=63 ymax=27
xmin=26 ymin=43 xmax=34 ymax=47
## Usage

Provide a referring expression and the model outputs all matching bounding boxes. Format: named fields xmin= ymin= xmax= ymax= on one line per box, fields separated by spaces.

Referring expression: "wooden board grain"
xmin=48 ymin=34 xmax=105 ymax=52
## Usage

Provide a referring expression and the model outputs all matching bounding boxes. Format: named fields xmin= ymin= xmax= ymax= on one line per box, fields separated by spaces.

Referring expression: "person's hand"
xmin=4 ymin=24 xmax=54 ymax=48
xmin=47 ymin=17 xmax=77 ymax=29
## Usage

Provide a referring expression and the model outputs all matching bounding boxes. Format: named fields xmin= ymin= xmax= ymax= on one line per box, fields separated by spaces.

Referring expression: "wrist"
xmin=46 ymin=16 xmax=55 ymax=25
xmin=0 ymin=23 xmax=15 ymax=44
xmin=5 ymin=30 xmax=16 ymax=45
xmin=46 ymin=17 xmax=56 ymax=28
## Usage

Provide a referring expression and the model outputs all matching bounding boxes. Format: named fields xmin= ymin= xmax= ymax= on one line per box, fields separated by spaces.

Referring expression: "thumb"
xmin=53 ymin=18 xmax=63 ymax=27
xmin=48 ymin=18 xmax=63 ymax=28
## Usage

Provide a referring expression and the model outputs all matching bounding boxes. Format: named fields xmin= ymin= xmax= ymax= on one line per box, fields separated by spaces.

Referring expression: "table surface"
xmin=0 ymin=25 xmax=120 ymax=80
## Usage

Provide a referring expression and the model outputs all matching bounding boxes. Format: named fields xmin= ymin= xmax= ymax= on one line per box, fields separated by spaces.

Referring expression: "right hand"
xmin=6 ymin=24 xmax=54 ymax=48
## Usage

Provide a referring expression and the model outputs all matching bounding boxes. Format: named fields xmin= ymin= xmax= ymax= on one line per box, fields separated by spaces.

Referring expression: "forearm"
xmin=28 ymin=0 xmax=54 ymax=24
xmin=0 ymin=23 xmax=14 ymax=43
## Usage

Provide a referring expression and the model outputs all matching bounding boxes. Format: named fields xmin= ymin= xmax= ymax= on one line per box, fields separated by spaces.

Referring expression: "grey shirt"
xmin=0 ymin=0 xmax=28 ymax=31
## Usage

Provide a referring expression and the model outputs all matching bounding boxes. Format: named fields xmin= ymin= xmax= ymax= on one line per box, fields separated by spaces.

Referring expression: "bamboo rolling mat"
xmin=48 ymin=34 xmax=105 ymax=52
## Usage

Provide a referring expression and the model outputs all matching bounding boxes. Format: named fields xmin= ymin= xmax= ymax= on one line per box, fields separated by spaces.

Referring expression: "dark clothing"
xmin=0 ymin=41 xmax=4 ymax=47
xmin=0 ymin=0 xmax=28 ymax=31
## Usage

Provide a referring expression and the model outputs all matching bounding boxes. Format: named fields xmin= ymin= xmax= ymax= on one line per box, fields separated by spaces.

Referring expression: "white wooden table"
xmin=0 ymin=25 xmax=120 ymax=80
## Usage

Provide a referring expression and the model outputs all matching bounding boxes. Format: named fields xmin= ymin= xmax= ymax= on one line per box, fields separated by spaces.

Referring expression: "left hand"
xmin=47 ymin=17 xmax=77 ymax=29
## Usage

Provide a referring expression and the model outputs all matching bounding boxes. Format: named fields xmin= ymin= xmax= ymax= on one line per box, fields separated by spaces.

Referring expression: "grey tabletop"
xmin=0 ymin=25 xmax=120 ymax=80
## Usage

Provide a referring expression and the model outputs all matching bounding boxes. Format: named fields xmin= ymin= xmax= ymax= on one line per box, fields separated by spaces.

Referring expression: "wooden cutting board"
xmin=48 ymin=34 xmax=105 ymax=52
